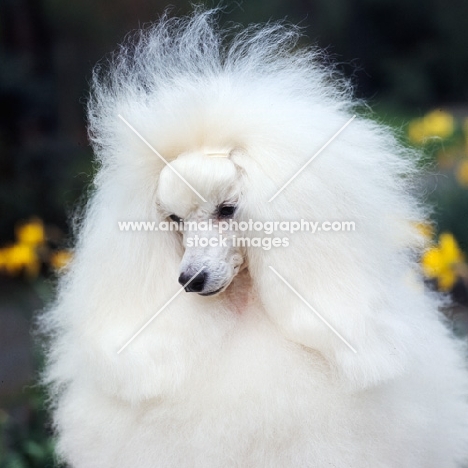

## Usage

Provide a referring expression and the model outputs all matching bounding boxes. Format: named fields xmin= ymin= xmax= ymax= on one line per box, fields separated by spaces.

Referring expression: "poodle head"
xmin=157 ymin=150 xmax=246 ymax=296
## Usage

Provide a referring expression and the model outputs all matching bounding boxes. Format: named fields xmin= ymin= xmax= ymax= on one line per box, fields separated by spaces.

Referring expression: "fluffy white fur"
xmin=40 ymin=9 xmax=468 ymax=467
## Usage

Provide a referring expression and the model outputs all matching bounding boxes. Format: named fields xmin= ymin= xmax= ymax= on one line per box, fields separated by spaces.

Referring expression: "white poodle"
xmin=40 ymin=9 xmax=468 ymax=467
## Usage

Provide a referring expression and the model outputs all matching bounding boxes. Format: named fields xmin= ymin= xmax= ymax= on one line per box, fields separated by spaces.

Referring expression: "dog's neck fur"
xmin=220 ymin=268 xmax=254 ymax=314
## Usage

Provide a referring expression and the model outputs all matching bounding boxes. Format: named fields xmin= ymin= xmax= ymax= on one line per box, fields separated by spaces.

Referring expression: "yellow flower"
xmin=424 ymin=110 xmax=454 ymax=139
xmin=16 ymin=218 xmax=45 ymax=246
xmin=456 ymin=159 xmax=468 ymax=188
xmin=0 ymin=248 xmax=10 ymax=272
xmin=421 ymin=233 xmax=465 ymax=291
xmin=0 ymin=244 xmax=40 ymax=277
xmin=408 ymin=110 xmax=454 ymax=144
xmin=50 ymin=250 xmax=73 ymax=271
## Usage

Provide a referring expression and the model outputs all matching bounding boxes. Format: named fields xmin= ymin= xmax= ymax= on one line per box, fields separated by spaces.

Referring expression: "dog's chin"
xmin=198 ymin=282 xmax=231 ymax=297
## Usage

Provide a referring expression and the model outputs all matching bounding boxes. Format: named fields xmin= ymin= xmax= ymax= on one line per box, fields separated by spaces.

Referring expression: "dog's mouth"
xmin=198 ymin=286 xmax=225 ymax=296
xmin=197 ymin=264 xmax=246 ymax=297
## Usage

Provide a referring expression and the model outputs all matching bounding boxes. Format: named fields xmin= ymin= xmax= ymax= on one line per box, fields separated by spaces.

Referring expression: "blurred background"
xmin=1 ymin=0 xmax=468 ymax=466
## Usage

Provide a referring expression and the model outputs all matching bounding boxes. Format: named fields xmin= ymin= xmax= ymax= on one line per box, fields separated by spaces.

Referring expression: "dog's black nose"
xmin=178 ymin=271 xmax=206 ymax=292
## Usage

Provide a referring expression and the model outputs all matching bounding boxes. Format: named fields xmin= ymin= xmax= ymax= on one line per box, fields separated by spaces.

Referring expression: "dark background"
xmin=1 ymin=1 xmax=468 ymax=466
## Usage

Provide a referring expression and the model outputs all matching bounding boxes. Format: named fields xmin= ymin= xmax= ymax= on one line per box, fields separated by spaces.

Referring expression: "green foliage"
xmin=0 ymin=385 xmax=57 ymax=468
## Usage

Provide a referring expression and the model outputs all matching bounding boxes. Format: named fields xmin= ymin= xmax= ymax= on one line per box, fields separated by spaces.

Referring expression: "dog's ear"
xmin=248 ymin=241 xmax=415 ymax=391
xmin=235 ymin=143 xmax=423 ymax=391
xmin=250 ymin=239 xmax=421 ymax=394
xmin=44 ymin=178 xmax=206 ymax=403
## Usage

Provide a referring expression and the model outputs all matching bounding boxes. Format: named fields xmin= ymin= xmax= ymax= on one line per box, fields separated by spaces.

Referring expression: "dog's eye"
xmin=169 ymin=214 xmax=182 ymax=223
xmin=217 ymin=204 xmax=236 ymax=218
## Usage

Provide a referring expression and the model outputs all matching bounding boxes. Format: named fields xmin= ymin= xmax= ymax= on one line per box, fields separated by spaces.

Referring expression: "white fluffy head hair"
xmin=39 ymin=8 xmax=468 ymax=466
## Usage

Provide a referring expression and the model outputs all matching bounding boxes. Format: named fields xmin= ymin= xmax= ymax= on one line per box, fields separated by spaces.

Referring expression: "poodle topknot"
xmin=40 ymin=8 xmax=468 ymax=467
